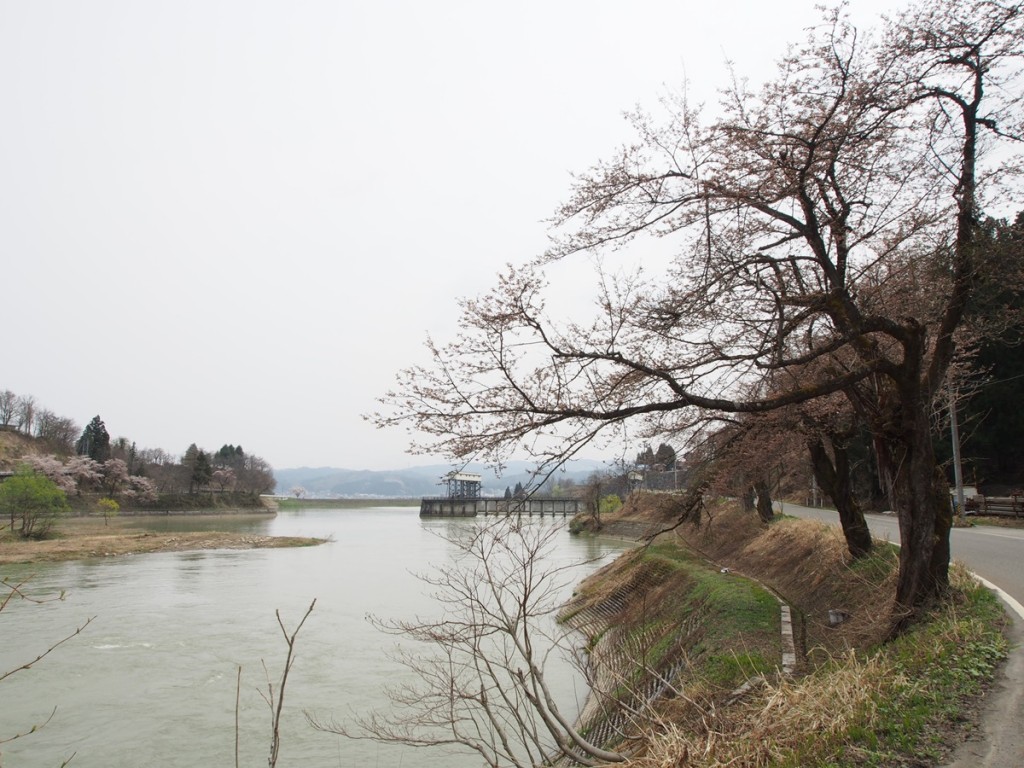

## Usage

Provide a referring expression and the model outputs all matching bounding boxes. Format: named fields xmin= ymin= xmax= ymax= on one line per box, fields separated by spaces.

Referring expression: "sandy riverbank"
xmin=0 ymin=515 xmax=325 ymax=565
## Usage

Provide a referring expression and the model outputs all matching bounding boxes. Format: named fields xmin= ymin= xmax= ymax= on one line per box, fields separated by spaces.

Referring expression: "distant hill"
xmin=272 ymin=460 xmax=609 ymax=498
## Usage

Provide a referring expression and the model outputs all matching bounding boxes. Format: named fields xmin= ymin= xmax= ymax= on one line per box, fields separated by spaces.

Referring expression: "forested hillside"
xmin=0 ymin=390 xmax=275 ymax=503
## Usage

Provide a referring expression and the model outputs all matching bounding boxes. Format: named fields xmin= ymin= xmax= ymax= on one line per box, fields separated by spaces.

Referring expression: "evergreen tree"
xmin=76 ymin=415 xmax=111 ymax=462
xmin=635 ymin=445 xmax=656 ymax=468
xmin=215 ymin=444 xmax=247 ymax=469
xmin=936 ymin=211 xmax=1024 ymax=487
xmin=191 ymin=451 xmax=213 ymax=493
xmin=654 ymin=443 xmax=677 ymax=470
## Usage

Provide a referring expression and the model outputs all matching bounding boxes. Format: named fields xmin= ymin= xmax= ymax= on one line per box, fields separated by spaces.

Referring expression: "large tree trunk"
xmin=741 ymin=486 xmax=756 ymax=513
xmin=807 ymin=437 xmax=872 ymax=559
xmin=753 ymin=479 xmax=774 ymax=523
xmin=873 ymin=382 xmax=952 ymax=628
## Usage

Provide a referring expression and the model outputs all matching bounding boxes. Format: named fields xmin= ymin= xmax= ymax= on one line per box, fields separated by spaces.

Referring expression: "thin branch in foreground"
xmin=1 ymin=578 xmax=91 ymax=757
xmin=235 ymin=666 xmax=242 ymax=768
xmin=258 ymin=599 xmax=316 ymax=768
xmin=0 ymin=616 xmax=94 ymax=686
xmin=307 ymin=518 xmax=626 ymax=765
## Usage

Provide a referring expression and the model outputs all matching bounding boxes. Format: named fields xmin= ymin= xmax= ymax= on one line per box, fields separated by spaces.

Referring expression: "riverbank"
xmin=0 ymin=515 xmax=325 ymax=564
xmin=569 ymin=493 xmax=1009 ymax=767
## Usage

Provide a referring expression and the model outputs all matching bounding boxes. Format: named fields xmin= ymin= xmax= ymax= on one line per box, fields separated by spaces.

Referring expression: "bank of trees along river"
xmin=0 ymin=401 xmax=276 ymax=535
xmin=373 ymin=0 xmax=1024 ymax=629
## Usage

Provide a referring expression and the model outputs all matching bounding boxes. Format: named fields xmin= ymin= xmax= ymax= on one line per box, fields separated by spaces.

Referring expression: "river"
xmin=0 ymin=506 xmax=627 ymax=767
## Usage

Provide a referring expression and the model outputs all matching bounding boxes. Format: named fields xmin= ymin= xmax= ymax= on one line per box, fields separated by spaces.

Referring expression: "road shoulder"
xmin=943 ymin=595 xmax=1024 ymax=767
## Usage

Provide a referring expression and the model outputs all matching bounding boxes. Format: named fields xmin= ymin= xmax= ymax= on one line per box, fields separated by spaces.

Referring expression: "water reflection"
xmin=0 ymin=506 xmax=627 ymax=768
xmin=121 ymin=514 xmax=273 ymax=534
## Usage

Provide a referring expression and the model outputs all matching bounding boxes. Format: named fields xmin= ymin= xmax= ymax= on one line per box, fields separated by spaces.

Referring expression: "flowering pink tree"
xmin=65 ymin=455 xmax=102 ymax=494
xmin=100 ymin=459 xmax=130 ymax=498
xmin=212 ymin=467 xmax=236 ymax=492
xmin=22 ymin=455 xmax=76 ymax=494
xmin=124 ymin=475 xmax=158 ymax=503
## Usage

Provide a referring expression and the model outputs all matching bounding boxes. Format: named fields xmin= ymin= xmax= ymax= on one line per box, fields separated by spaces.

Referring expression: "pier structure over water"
xmin=443 ymin=471 xmax=482 ymax=499
xmin=419 ymin=496 xmax=584 ymax=518
xmin=420 ymin=471 xmax=583 ymax=517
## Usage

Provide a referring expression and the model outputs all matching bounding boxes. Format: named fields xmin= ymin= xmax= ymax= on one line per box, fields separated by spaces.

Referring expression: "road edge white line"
xmin=974 ymin=574 xmax=1024 ymax=621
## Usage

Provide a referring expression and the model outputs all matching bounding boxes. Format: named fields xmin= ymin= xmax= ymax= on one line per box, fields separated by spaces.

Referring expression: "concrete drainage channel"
xmin=560 ymin=562 xmax=803 ymax=759
xmin=723 ymin=594 xmax=797 ymax=708
xmin=718 ymin=563 xmax=800 ymax=677
xmin=779 ymin=602 xmax=797 ymax=674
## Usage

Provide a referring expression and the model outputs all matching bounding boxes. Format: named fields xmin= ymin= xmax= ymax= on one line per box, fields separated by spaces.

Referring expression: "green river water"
xmin=0 ymin=506 xmax=626 ymax=768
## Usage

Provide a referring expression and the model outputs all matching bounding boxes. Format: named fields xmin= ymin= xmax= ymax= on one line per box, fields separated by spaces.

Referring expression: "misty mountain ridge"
xmin=272 ymin=460 xmax=610 ymax=498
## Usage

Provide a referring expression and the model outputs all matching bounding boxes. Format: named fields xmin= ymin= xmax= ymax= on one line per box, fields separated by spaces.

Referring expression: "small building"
xmin=444 ymin=471 xmax=482 ymax=499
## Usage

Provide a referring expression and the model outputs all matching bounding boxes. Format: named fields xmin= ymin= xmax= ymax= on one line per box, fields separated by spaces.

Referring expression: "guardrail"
xmin=970 ymin=496 xmax=1024 ymax=517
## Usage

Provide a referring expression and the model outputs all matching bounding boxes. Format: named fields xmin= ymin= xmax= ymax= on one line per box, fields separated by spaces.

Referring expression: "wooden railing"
xmin=419 ymin=496 xmax=584 ymax=518
xmin=972 ymin=495 xmax=1024 ymax=517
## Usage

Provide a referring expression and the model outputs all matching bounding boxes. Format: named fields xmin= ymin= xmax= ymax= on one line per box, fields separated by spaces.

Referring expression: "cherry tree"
xmin=212 ymin=467 xmax=237 ymax=492
xmin=65 ymin=455 xmax=102 ymax=494
xmin=124 ymin=475 xmax=158 ymax=503
xmin=100 ymin=459 xmax=130 ymax=498
xmin=22 ymin=454 xmax=76 ymax=494
xmin=376 ymin=0 xmax=1023 ymax=623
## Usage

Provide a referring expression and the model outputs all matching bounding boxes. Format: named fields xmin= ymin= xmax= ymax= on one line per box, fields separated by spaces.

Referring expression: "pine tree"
xmin=635 ymin=445 xmax=655 ymax=468
xmin=76 ymin=416 xmax=111 ymax=462
xmin=191 ymin=451 xmax=213 ymax=493
xmin=654 ymin=443 xmax=677 ymax=470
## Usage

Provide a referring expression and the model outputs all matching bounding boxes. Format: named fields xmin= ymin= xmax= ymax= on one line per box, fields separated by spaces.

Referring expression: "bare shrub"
xmin=308 ymin=517 xmax=626 ymax=766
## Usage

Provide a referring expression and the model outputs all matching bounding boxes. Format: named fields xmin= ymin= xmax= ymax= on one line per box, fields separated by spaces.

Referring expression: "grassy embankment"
xmin=566 ymin=494 xmax=1008 ymax=767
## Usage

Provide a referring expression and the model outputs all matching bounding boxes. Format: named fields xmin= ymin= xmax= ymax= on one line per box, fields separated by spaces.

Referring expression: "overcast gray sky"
xmin=1 ymin=0 xmax=897 ymax=471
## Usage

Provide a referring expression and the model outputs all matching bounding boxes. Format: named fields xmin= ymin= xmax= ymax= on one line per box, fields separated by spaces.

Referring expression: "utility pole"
xmin=950 ymin=392 xmax=966 ymax=521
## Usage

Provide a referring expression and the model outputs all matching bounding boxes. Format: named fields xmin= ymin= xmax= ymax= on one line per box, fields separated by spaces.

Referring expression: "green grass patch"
xmin=639 ymin=543 xmax=780 ymax=638
xmin=847 ymin=542 xmax=900 ymax=581
xmin=846 ymin=581 xmax=1008 ymax=765
xmin=775 ymin=572 xmax=1008 ymax=767
xmin=702 ymin=651 xmax=772 ymax=687
xmin=632 ymin=542 xmax=780 ymax=688
xmin=642 ymin=541 xmax=697 ymax=565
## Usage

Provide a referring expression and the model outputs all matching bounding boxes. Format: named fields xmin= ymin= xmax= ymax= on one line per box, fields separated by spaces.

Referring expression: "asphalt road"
xmin=780 ymin=502 xmax=1024 ymax=613
xmin=780 ymin=502 xmax=1024 ymax=767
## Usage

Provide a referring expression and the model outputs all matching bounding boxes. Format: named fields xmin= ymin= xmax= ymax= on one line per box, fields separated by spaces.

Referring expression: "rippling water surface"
xmin=0 ymin=507 xmax=625 ymax=767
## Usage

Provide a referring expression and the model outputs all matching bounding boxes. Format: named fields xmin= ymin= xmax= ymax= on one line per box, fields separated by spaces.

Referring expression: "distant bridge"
xmin=419 ymin=497 xmax=584 ymax=518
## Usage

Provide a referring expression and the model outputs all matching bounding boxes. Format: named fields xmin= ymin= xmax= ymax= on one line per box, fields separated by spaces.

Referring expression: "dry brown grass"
xmin=589 ymin=497 xmax=900 ymax=661
xmin=0 ymin=429 xmax=36 ymax=469
xmin=640 ymin=499 xmax=899 ymax=655
xmin=580 ymin=494 xmax=1008 ymax=767
xmin=622 ymin=652 xmax=895 ymax=767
